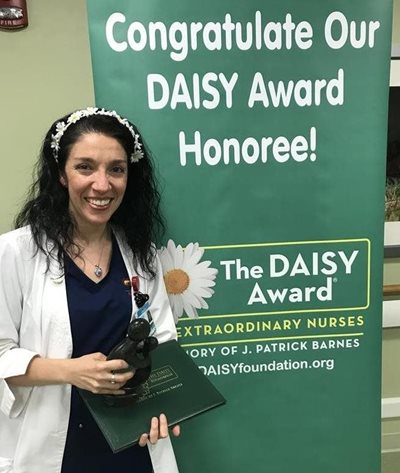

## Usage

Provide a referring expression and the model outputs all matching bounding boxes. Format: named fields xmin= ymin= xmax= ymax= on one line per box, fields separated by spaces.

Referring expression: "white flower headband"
xmin=50 ymin=107 xmax=144 ymax=164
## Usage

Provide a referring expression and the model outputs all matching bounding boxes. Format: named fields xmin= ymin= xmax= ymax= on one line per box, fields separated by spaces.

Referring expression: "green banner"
xmin=86 ymin=1 xmax=392 ymax=471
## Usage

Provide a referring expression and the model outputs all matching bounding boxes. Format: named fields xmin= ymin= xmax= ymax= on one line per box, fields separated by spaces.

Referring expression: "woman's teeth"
xmin=87 ymin=198 xmax=111 ymax=206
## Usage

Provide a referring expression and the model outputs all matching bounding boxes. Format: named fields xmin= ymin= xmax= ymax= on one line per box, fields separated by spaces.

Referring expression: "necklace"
xmin=80 ymin=236 xmax=108 ymax=278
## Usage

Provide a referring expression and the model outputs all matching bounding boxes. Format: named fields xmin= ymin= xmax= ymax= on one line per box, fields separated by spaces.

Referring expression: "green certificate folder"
xmin=79 ymin=339 xmax=226 ymax=453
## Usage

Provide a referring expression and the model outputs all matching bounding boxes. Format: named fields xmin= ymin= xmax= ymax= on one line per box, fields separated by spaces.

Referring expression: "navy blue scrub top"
xmin=61 ymin=236 xmax=152 ymax=473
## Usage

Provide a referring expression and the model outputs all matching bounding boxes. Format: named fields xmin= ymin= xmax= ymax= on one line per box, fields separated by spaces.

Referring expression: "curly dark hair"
xmin=15 ymin=109 xmax=165 ymax=277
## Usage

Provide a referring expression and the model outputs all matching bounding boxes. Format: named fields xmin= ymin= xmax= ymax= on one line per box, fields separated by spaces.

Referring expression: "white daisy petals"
xmin=158 ymin=239 xmax=218 ymax=321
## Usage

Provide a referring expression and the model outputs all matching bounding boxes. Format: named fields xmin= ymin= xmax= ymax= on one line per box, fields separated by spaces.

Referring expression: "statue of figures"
xmin=104 ymin=318 xmax=158 ymax=406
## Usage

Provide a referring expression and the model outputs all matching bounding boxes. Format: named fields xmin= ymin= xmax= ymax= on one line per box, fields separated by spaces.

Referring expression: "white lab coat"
xmin=0 ymin=226 xmax=179 ymax=473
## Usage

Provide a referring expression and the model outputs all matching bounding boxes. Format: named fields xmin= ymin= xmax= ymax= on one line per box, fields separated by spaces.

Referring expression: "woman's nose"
xmin=92 ymin=171 xmax=110 ymax=192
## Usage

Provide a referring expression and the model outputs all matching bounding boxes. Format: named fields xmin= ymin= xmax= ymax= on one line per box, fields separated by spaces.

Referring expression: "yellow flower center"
xmin=164 ymin=269 xmax=190 ymax=295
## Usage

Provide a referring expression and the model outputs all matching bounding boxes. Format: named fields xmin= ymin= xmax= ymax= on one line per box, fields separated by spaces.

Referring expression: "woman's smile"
xmin=85 ymin=197 xmax=114 ymax=208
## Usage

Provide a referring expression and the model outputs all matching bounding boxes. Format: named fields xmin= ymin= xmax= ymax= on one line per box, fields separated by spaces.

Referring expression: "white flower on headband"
xmin=55 ymin=122 xmax=67 ymax=133
xmin=51 ymin=107 xmax=144 ymax=164
xmin=131 ymin=150 xmax=144 ymax=163
xmin=68 ymin=111 xmax=83 ymax=123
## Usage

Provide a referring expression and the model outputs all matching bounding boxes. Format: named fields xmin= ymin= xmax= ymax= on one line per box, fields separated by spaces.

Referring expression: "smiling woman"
xmin=60 ymin=133 xmax=129 ymax=279
xmin=0 ymin=107 xmax=179 ymax=473
xmin=17 ymin=107 xmax=158 ymax=279
xmin=63 ymin=135 xmax=128 ymax=233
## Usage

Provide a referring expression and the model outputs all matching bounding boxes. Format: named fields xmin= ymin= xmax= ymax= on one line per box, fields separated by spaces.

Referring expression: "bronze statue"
xmin=104 ymin=291 xmax=158 ymax=406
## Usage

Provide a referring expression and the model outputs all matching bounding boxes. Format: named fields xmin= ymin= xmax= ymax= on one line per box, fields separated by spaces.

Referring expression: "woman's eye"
xmin=111 ymin=166 xmax=126 ymax=174
xmin=75 ymin=163 xmax=91 ymax=171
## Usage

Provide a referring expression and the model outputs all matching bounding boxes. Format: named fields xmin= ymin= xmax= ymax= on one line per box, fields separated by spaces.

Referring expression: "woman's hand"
xmin=138 ymin=414 xmax=181 ymax=447
xmin=66 ymin=352 xmax=134 ymax=395
xmin=6 ymin=354 xmax=133 ymax=391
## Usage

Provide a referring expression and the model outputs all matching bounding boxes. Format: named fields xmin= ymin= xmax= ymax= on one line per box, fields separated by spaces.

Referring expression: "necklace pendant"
xmin=94 ymin=265 xmax=103 ymax=278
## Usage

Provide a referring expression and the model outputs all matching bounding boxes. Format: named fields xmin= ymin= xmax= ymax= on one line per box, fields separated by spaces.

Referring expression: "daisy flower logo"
xmin=158 ymin=240 xmax=218 ymax=322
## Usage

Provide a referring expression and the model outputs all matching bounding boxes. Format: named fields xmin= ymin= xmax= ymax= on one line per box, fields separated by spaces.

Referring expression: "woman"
xmin=0 ymin=107 xmax=179 ymax=473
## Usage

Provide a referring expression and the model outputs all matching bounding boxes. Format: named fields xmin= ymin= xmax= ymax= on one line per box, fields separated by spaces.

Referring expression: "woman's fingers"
xmin=96 ymin=368 xmax=135 ymax=394
xmin=104 ymin=358 xmax=131 ymax=371
xmin=69 ymin=354 xmax=134 ymax=391
xmin=86 ymin=371 xmax=133 ymax=393
xmin=138 ymin=433 xmax=149 ymax=447
xmin=158 ymin=413 xmax=169 ymax=438
xmin=101 ymin=388 xmax=126 ymax=395
xmin=148 ymin=416 xmax=160 ymax=444
xmin=171 ymin=424 xmax=181 ymax=437
xmin=138 ymin=415 xmax=181 ymax=447
xmin=107 ymin=369 xmax=134 ymax=385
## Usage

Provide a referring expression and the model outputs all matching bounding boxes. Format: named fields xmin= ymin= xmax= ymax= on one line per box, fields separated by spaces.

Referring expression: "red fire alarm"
xmin=0 ymin=0 xmax=28 ymax=30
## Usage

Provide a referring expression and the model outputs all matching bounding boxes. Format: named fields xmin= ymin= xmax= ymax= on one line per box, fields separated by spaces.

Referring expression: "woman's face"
xmin=61 ymin=133 xmax=128 ymax=232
